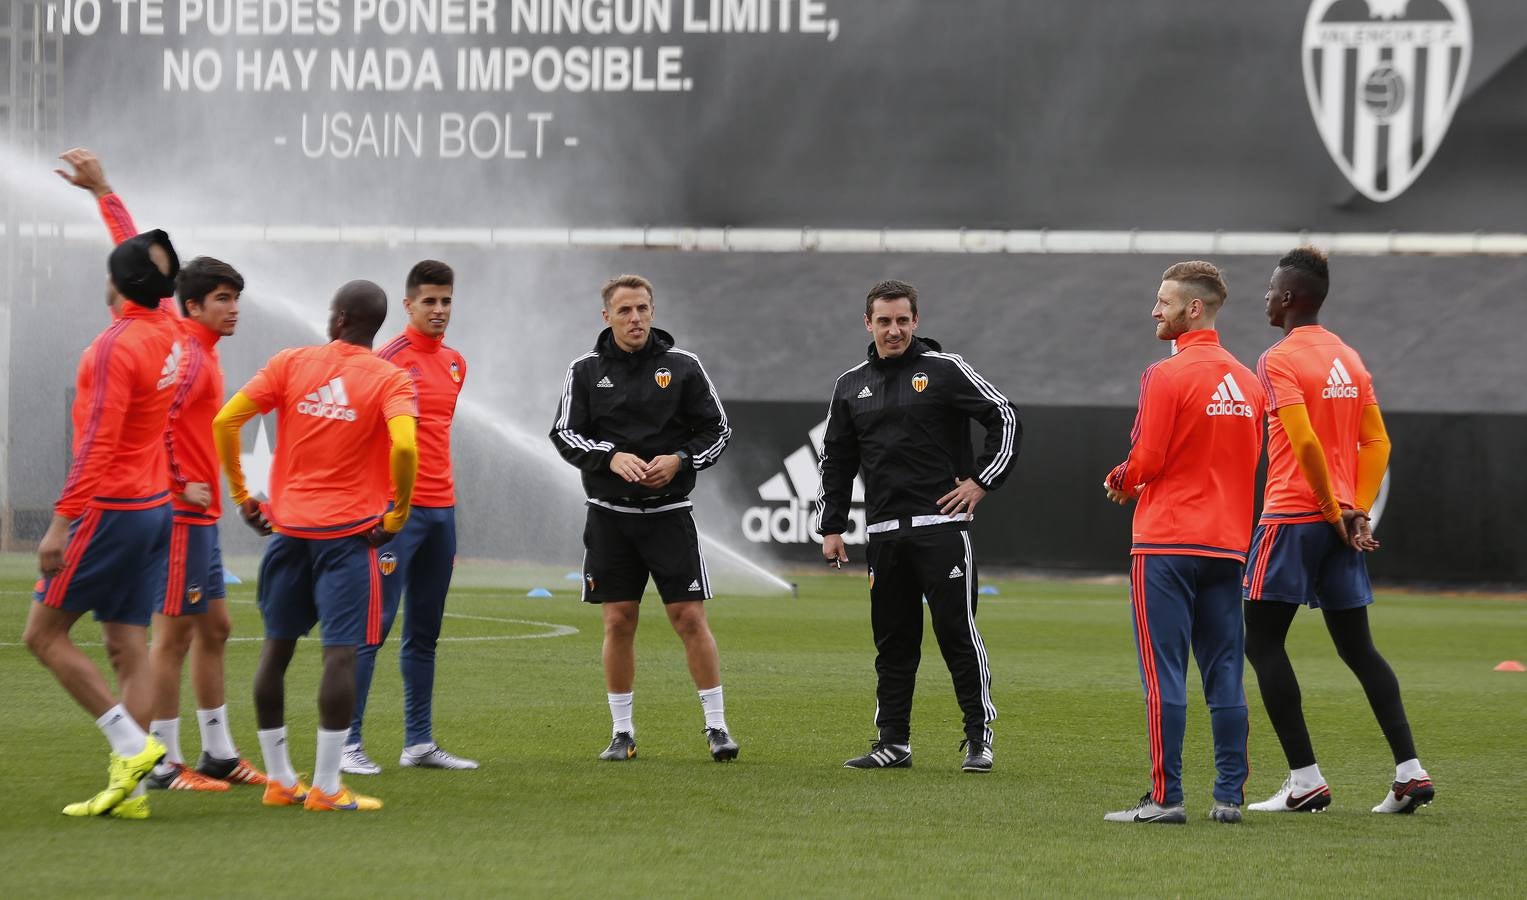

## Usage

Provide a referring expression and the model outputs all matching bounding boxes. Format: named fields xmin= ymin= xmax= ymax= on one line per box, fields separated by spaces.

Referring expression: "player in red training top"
xmin=344 ymin=260 xmax=476 ymax=775
xmin=1100 ymin=262 xmax=1264 ymax=825
xmin=1242 ymin=247 xmax=1432 ymax=815
xmin=25 ymin=225 xmax=184 ymax=820
xmin=57 ymin=148 xmax=267 ymax=794
xmin=214 ymin=279 xmax=418 ymax=813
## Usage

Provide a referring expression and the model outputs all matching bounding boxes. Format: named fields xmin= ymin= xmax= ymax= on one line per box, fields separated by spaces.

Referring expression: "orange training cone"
xmin=1494 ymin=660 xmax=1525 ymax=672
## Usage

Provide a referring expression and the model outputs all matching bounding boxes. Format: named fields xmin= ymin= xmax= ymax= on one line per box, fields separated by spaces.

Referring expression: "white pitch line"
xmin=0 ymin=592 xmax=579 ymax=646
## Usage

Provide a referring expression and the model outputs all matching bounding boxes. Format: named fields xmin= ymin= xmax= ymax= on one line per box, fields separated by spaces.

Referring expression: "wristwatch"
xmin=675 ymin=450 xmax=690 ymax=465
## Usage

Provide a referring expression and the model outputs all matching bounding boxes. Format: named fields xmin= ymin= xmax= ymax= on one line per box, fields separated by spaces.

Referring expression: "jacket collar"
xmin=867 ymin=335 xmax=940 ymax=369
xmin=597 ymin=326 xmax=674 ymax=363
xmin=402 ymin=324 xmax=445 ymax=354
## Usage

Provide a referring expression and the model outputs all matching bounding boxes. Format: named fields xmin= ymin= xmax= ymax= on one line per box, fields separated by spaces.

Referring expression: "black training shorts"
xmin=580 ymin=504 xmax=710 ymax=604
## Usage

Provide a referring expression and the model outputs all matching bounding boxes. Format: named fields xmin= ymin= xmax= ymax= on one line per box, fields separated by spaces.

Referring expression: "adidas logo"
xmin=688 ymin=579 xmax=701 ymax=591
xmin=1323 ymin=358 xmax=1360 ymax=399
xmin=1205 ymin=372 xmax=1256 ymax=418
xmin=856 ymin=386 xmax=873 ymax=399
xmin=742 ymin=417 xmax=867 ymax=545
xmin=296 ymin=377 xmax=358 ymax=421
xmin=596 ymin=376 xmax=615 ymax=388
xmin=949 ymin=565 xmax=964 ymax=579
xmin=156 ymin=341 xmax=182 ymax=390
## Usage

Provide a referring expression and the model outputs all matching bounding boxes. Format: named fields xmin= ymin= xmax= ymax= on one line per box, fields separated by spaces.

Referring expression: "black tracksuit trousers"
xmin=866 ymin=527 xmax=996 ymax=745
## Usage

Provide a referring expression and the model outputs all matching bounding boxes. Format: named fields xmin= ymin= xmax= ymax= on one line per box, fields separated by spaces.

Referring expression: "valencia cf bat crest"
xmin=187 ymin=583 xmax=203 ymax=605
xmin=911 ymin=372 xmax=929 ymax=393
xmin=654 ymin=367 xmax=672 ymax=389
xmin=378 ymin=552 xmax=398 ymax=576
xmin=1303 ymin=0 xmax=1471 ymax=202
xmin=449 ymin=360 xmax=463 ymax=384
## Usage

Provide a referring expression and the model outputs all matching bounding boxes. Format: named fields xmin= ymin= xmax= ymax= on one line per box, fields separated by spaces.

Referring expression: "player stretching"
xmin=346 ymin=261 xmax=477 ymax=774
xmin=1101 ymin=262 xmax=1263 ymax=825
xmin=550 ymin=275 xmax=737 ymax=762
xmin=57 ymin=149 xmax=266 ymax=792
xmin=214 ymin=280 xmax=418 ymax=812
xmin=25 ymin=229 xmax=183 ymax=819
xmin=1243 ymin=247 xmax=1432 ymax=814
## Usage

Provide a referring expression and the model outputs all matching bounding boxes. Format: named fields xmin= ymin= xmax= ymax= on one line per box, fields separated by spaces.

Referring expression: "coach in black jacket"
xmin=820 ymin=279 xmax=1021 ymax=773
xmin=550 ymin=274 xmax=739 ymax=764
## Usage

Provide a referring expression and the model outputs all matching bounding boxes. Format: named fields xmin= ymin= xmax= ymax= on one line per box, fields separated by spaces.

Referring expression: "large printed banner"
xmin=45 ymin=0 xmax=1527 ymax=230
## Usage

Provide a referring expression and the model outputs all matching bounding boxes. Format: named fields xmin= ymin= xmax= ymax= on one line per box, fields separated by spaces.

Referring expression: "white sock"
xmin=149 ymin=718 xmax=182 ymax=776
xmin=197 ymin=706 xmax=238 ymax=759
xmin=96 ymin=705 xmax=147 ymax=757
xmin=698 ymin=685 xmax=727 ymax=731
xmin=256 ymin=726 xmax=298 ymax=788
xmin=1396 ymin=758 xmax=1427 ymax=782
xmin=1292 ymin=763 xmax=1324 ymax=787
xmin=129 ymin=781 xmax=147 ymax=799
xmin=608 ymin=692 xmax=634 ymax=737
xmin=313 ymin=728 xmax=348 ymax=795
xmin=150 ymin=718 xmax=183 ymax=764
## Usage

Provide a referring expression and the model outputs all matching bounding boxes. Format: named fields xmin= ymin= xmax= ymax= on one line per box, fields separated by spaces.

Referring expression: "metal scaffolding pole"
xmin=1 ymin=0 xmax=62 ymax=549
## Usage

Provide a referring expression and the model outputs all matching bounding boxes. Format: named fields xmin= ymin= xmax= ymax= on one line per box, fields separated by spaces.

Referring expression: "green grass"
xmin=0 ymin=552 xmax=1524 ymax=897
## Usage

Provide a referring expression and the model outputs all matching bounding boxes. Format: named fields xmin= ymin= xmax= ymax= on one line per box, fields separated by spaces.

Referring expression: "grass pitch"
xmin=0 ymin=552 xmax=1523 ymax=897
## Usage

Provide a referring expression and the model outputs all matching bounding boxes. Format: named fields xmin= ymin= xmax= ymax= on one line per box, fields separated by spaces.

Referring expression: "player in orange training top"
xmin=1101 ymin=261 xmax=1264 ymax=826
xmin=26 ymin=226 xmax=184 ymax=820
xmin=345 ymin=260 xmax=476 ymax=775
xmin=56 ymin=148 xmax=266 ymax=793
xmin=1242 ymin=247 xmax=1432 ymax=816
xmin=214 ymin=280 xmax=418 ymax=812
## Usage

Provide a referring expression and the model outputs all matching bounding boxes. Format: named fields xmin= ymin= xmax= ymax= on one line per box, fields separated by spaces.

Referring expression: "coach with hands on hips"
xmin=818 ymin=280 xmax=1021 ymax=773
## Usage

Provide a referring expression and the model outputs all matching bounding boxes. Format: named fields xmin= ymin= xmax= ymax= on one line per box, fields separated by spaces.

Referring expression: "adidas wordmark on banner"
xmin=743 ymin=418 xmax=868 ymax=545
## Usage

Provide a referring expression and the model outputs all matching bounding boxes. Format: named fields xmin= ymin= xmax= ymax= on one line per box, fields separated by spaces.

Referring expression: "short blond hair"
xmin=601 ymin=274 xmax=654 ymax=306
xmin=1161 ymin=260 xmax=1227 ymax=309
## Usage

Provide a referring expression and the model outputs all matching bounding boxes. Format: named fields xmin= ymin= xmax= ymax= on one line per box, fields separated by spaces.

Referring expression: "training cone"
xmin=1494 ymin=660 xmax=1525 ymax=672
xmin=563 ymin=571 xmax=582 ymax=581
xmin=978 ymin=585 xmax=999 ymax=596
xmin=224 ymin=572 xmax=242 ymax=585
xmin=526 ymin=588 xmax=553 ymax=598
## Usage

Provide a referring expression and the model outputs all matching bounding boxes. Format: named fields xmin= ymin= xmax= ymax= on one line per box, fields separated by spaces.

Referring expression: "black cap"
xmin=108 ymin=229 xmax=180 ymax=307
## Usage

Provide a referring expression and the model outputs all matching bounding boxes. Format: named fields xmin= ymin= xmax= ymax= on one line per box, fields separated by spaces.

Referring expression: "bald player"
xmin=1243 ymin=247 xmax=1432 ymax=815
xmin=214 ymin=281 xmax=419 ymax=813
xmin=1101 ymin=262 xmax=1264 ymax=825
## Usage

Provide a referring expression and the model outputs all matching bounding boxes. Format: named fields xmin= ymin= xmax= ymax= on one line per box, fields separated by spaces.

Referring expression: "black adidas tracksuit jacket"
xmin=550 ymin=327 xmax=731 ymax=510
xmin=817 ymin=337 xmax=1021 ymax=537
xmin=817 ymin=336 xmax=1022 ymax=747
